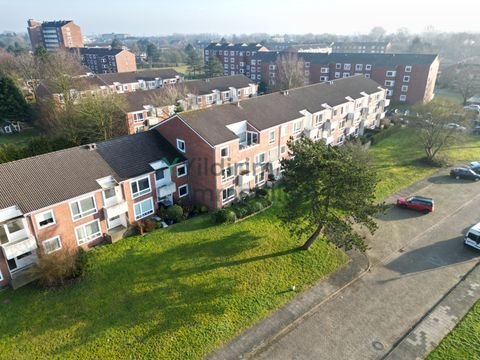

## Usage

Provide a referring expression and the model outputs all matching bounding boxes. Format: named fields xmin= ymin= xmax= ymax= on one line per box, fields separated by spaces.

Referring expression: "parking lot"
xmin=257 ymin=170 xmax=480 ymax=359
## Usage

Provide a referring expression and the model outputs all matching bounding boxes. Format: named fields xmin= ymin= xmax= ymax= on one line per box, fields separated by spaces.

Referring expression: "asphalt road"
xmin=256 ymin=172 xmax=480 ymax=360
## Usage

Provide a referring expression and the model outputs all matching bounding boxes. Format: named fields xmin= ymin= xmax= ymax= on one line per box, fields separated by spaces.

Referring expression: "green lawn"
xmin=0 ymin=195 xmax=347 ymax=359
xmin=427 ymin=300 xmax=480 ymax=360
xmin=369 ymin=126 xmax=480 ymax=199
xmin=0 ymin=128 xmax=40 ymax=146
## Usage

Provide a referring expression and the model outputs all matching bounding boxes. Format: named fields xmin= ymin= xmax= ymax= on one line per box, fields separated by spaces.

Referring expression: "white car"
xmin=470 ymin=161 xmax=480 ymax=167
xmin=445 ymin=123 xmax=467 ymax=131
xmin=464 ymin=222 xmax=480 ymax=250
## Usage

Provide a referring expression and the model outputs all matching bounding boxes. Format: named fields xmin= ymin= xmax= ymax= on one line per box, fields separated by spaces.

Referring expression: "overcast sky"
xmin=1 ymin=0 xmax=479 ymax=36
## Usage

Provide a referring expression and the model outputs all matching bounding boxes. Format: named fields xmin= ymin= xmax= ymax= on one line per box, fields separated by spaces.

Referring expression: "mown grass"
xmin=0 ymin=194 xmax=347 ymax=359
xmin=370 ymin=126 xmax=480 ymax=199
xmin=0 ymin=128 xmax=40 ymax=146
xmin=427 ymin=300 xmax=480 ymax=360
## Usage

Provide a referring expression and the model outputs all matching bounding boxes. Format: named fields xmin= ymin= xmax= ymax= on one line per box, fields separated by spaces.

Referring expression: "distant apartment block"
xmin=203 ymin=42 xmax=269 ymax=78
xmin=123 ymin=75 xmax=258 ymax=134
xmin=72 ymin=47 xmax=137 ymax=74
xmin=331 ymin=42 xmax=392 ymax=54
xmin=27 ymin=19 xmax=84 ymax=51
xmin=253 ymin=52 xmax=439 ymax=104
xmin=98 ymin=69 xmax=183 ymax=92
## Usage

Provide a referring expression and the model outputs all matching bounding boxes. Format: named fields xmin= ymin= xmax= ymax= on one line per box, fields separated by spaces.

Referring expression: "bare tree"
xmin=408 ymin=98 xmax=468 ymax=162
xmin=275 ymin=53 xmax=307 ymax=91
xmin=148 ymin=84 xmax=192 ymax=113
xmin=442 ymin=64 xmax=480 ymax=105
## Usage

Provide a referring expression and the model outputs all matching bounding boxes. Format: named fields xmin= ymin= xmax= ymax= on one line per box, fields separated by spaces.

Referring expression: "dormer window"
xmin=176 ymin=139 xmax=186 ymax=152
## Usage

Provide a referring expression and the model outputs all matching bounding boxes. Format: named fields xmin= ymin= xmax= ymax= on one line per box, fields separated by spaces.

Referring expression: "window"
xmin=75 ymin=220 xmax=101 ymax=245
xmin=355 ymin=64 xmax=363 ymax=71
xmin=387 ymin=89 xmax=394 ymax=96
xmin=280 ymin=145 xmax=287 ymax=154
xmin=401 ymin=85 xmax=409 ymax=92
xmin=268 ymin=130 xmax=276 ymax=144
xmin=335 ymin=63 xmax=341 ymax=69
xmin=365 ymin=64 xmax=372 ymax=71
xmin=337 ymin=135 xmax=344 ymax=144
xmin=343 ymin=73 xmax=350 ymax=78
xmin=314 ymin=113 xmax=323 ymax=126
xmin=334 ymin=72 xmax=340 ymax=79
xmin=403 ymin=75 xmax=410 ymax=82
xmin=269 ymin=148 xmax=279 ymax=161
xmin=255 ymin=152 xmax=266 ymax=164
xmin=344 ymin=64 xmax=351 ymax=70
xmin=131 ymin=176 xmax=151 ymax=198
xmin=133 ymin=112 xmax=144 ymax=123
xmin=155 ymin=168 xmax=165 ymax=181
xmin=405 ymin=65 xmax=412 ymax=72
xmin=224 ymin=64 xmax=229 ymax=69
xmin=384 ymin=80 xmax=395 ymax=87
xmin=399 ymin=95 xmax=407 ymax=102
xmin=321 ymin=67 xmax=329 ymax=74
xmin=222 ymin=165 xmax=234 ymax=182
xmin=133 ymin=198 xmax=154 ymax=220
xmin=305 ymin=62 xmax=310 ymax=68
xmin=222 ymin=185 xmax=236 ymax=203
xmin=176 ymin=139 xmax=186 ymax=152
xmin=220 ymin=146 xmax=229 ymax=157
xmin=386 ymin=70 xmax=396 ymax=77
xmin=178 ymin=184 xmax=189 ymax=198
xmin=320 ymin=76 xmax=328 ymax=81
xmin=365 ymin=74 xmax=371 ymax=78
xmin=255 ymin=171 xmax=265 ymax=185
xmin=280 ymin=124 xmax=288 ymax=137
xmin=36 ymin=210 xmax=55 ymax=229
xmin=293 ymin=120 xmax=302 ymax=135
xmin=70 ymin=196 xmax=97 ymax=221
xmin=43 ymin=236 xmax=62 ymax=254
xmin=176 ymin=163 xmax=187 ymax=178
xmin=230 ymin=57 xmax=235 ymax=63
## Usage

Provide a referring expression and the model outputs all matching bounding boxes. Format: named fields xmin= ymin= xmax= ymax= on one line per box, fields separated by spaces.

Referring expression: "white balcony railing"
xmin=1 ymin=235 xmax=38 ymax=260
xmin=157 ymin=182 xmax=176 ymax=198
xmin=104 ymin=201 xmax=128 ymax=219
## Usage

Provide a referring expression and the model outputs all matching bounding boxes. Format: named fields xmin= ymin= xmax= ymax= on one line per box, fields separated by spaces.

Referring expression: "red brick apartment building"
xmin=123 ymin=75 xmax=258 ymax=134
xmin=27 ymin=19 xmax=84 ymax=51
xmin=154 ymin=75 xmax=388 ymax=209
xmin=71 ymin=47 xmax=137 ymax=74
xmin=252 ymin=52 xmax=439 ymax=104
xmin=203 ymin=42 xmax=269 ymax=78
xmin=0 ymin=131 xmax=187 ymax=289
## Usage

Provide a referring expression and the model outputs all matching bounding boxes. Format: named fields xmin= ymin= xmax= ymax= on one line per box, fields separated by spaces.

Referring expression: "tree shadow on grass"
xmin=0 ymin=230 xmax=301 ymax=358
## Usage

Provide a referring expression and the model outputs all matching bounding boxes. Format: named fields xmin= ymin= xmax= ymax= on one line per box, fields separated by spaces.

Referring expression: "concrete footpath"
xmin=385 ymin=260 xmax=480 ymax=360
xmin=207 ymin=250 xmax=370 ymax=360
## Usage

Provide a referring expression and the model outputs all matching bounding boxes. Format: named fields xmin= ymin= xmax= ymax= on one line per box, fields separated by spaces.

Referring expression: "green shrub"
xmin=251 ymin=201 xmax=264 ymax=212
xmin=167 ymin=205 xmax=185 ymax=223
xmin=258 ymin=197 xmax=272 ymax=208
xmin=234 ymin=205 xmax=249 ymax=219
xmin=200 ymin=205 xmax=209 ymax=213
xmin=255 ymin=188 xmax=268 ymax=197
xmin=214 ymin=209 xmax=237 ymax=224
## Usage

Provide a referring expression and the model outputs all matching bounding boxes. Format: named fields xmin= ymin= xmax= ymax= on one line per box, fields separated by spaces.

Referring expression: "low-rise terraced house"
xmin=0 ymin=131 xmax=188 ymax=289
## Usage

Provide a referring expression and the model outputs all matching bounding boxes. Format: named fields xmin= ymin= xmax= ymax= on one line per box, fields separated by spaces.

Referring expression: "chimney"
xmin=85 ymin=143 xmax=97 ymax=151
xmin=281 ymin=90 xmax=289 ymax=96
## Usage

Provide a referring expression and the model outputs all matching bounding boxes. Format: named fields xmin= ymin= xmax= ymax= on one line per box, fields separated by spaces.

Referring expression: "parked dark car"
xmin=450 ymin=167 xmax=480 ymax=181
xmin=396 ymin=196 xmax=434 ymax=214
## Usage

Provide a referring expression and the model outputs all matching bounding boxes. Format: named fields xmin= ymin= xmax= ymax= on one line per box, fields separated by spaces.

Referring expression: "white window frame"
xmin=176 ymin=139 xmax=186 ymax=153
xmin=385 ymin=80 xmax=395 ymax=87
xmin=386 ymin=70 xmax=396 ymax=77
xmin=221 ymin=165 xmax=235 ymax=183
xmin=222 ymin=185 xmax=236 ymax=204
xmin=321 ymin=67 xmax=329 ymax=74
xmin=134 ymin=197 xmax=155 ymax=220
xmin=405 ymin=65 xmax=412 ymax=73
xmin=35 ymin=210 xmax=56 ymax=229
xmin=403 ymin=75 xmax=410 ymax=82
xmin=176 ymin=163 xmax=188 ymax=178
xmin=401 ymin=85 xmax=409 ymax=92
xmin=344 ymin=64 xmax=351 ymax=71
xmin=178 ymin=184 xmax=189 ymax=198
xmin=399 ymin=95 xmax=407 ymax=102
xmin=255 ymin=152 xmax=266 ymax=165
xmin=70 ymin=195 xmax=97 ymax=221
xmin=293 ymin=120 xmax=302 ymax=135
xmin=255 ymin=171 xmax=265 ymax=186
xmin=132 ymin=111 xmax=144 ymax=123
xmin=365 ymin=64 xmax=372 ymax=71
xmin=130 ymin=175 xmax=151 ymax=199
xmin=280 ymin=145 xmax=287 ymax=154
xmin=334 ymin=72 xmax=340 ymax=79
xmin=335 ymin=63 xmax=341 ymax=69
xmin=280 ymin=124 xmax=287 ymax=137
xmin=343 ymin=73 xmax=350 ymax=78
xmin=355 ymin=64 xmax=363 ymax=71
xmin=268 ymin=130 xmax=276 ymax=144
xmin=75 ymin=219 xmax=102 ymax=246
xmin=42 ymin=236 xmax=62 ymax=254
xmin=220 ymin=146 xmax=229 ymax=158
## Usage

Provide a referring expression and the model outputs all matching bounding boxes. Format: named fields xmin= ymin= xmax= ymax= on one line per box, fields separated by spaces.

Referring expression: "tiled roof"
xmin=255 ymin=52 xmax=438 ymax=66
xmin=98 ymin=69 xmax=181 ymax=85
xmin=122 ymin=75 xmax=254 ymax=112
xmin=41 ymin=20 xmax=72 ymax=27
xmin=176 ymin=75 xmax=383 ymax=146
xmin=96 ymin=131 xmax=186 ymax=180
xmin=0 ymin=132 xmax=185 ymax=214
xmin=204 ymin=42 xmax=268 ymax=51
xmin=36 ymin=75 xmax=108 ymax=98
xmin=75 ymin=47 xmax=126 ymax=56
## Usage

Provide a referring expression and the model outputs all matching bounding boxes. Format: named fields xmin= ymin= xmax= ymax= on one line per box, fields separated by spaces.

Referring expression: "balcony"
xmin=104 ymin=201 xmax=128 ymax=219
xmin=157 ymin=182 xmax=176 ymax=198
xmin=147 ymin=117 xmax=159 ymax=127
xmin=1 ymin=235 xmax=37 ymax=260
xmin=384 ymin=99 xmax=391 ymax=107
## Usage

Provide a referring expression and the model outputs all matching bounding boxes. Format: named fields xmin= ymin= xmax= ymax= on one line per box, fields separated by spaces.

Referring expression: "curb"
xmin=206 ymin=249 xmax=370 ymax=360
xmin=383 ymin=260 xmax=480 ymax=360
